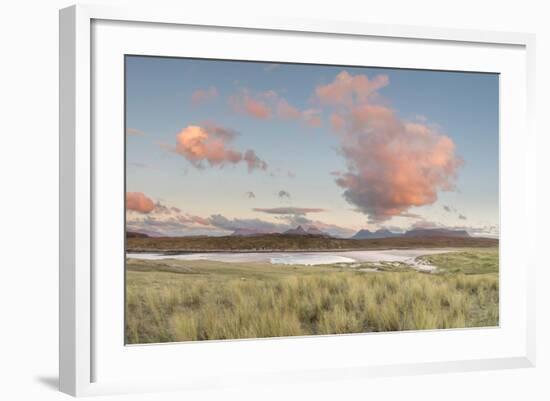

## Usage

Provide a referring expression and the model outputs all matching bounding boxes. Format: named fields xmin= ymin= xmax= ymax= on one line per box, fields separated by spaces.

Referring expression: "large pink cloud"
xmin=174 ymin=125 xmax=267 ymax=172
xmin=317 ymin=71 xmax=462 ymax=223
xmin=126 ymin=192 xmax=155 ymax=214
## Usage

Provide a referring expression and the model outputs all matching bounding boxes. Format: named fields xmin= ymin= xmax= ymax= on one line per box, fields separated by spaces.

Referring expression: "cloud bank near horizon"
xmin=125 ymin=192 xmax=497 ymax=238
xmin=125 ymin=193 xmax=356 ymax=237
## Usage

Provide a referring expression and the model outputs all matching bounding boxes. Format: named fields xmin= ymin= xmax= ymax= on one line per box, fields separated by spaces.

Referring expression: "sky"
xmin=125 ymin=56 xmax=499 ymax=238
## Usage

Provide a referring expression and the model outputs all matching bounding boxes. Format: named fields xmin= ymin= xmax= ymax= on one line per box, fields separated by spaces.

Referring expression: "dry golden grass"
xmin=125 ymin=250 xmax=498 ymax=344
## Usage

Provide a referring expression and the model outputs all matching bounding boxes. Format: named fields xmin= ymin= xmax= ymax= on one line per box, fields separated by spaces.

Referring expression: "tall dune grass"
xmin=126 ymin=262 xmax=498 ymax=344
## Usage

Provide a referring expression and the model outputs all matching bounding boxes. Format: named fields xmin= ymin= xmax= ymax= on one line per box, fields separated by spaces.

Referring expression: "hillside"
xmin=127 ymin=233 xmax=498 ymax=252
xmin=352 ymin=229 xmax=401 ymax=239
xmin=126 ymin=231 xmax=150 ymax=238
xmin=403 ymin=228 xmax=470 ymax=238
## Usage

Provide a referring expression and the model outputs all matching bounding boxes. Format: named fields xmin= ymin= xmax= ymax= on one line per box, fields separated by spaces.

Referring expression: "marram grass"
xmin=125 ymin=249 xmax=498 ymax=344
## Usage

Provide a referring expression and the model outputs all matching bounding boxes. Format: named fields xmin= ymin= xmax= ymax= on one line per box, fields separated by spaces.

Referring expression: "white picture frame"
xmin=59 ymin=4 xmax=536 ymax=397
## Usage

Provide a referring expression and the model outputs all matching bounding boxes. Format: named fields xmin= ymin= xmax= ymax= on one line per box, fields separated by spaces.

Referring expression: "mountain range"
xmin=231 ymin=225 xmax=330 ymax=237
xmin=229 ymin=225 xmax=471 ymax=239
xmin=352 ymin=228 xmax=470 ymax=239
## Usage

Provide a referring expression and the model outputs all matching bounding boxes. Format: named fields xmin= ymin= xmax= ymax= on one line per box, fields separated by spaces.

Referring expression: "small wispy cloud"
xmin=229 ymin=88 xmax=322 ymax=128
xmin=253 ymin=207 xmax=325 ymax=215
xmin=443 ymin=205 xmax=467 ymax=221
xmin=263 ymin=63 xmax=280 ymax=72
xmin=126 ymin=127 xmax=146 ymax=137
xmin=229 ymin=89 xmax=272 ymax=119
xmin=191 ymin=86 xmax=218 ymax=105
xmin=278 ymin=190 xmax=291 ymax=199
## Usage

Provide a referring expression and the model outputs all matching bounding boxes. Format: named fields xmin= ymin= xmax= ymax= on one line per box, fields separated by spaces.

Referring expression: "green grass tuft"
xmin=418 ymin=248 xmax=499 ymax=274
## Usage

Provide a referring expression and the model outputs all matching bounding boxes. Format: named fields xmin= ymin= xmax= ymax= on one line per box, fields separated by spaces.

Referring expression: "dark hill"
xmin=231 ymin=228 xmax=267 ymax=237
xmin=126 ymin=231 xmax=150 ymax=238
xmin=127 ymin=233 xmax=497 ymax=252
xmin=403 ymin=228 xmax=470 ymax=238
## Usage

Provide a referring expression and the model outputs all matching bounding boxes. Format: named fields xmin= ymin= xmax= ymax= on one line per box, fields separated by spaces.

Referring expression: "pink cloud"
xmin=330 ymin=113 xmax=345 ymax=132
xmin=243 ymin=149 xmax=268 ymax=172
xmin=229 ymin=90 xmax=272 ymax=119
xmin=174 ymin=124 xmax=268 ymax=172
xmin=277 ymin=99 xmax=301 ymax=119
xmin=245 ymin=99 xmax=271 ymax=119
xmin=175 ymin=126 xmax=235 ymax=166
xmin=317 ymin=71 xmax=462 ymax=223
xmin=177 ymin=214 xmax=211 ymax=226
xmin=126 ymin=192 xmax=155 ymax=214
xmin=191 ymin=86 xmax=218 ymax=105
xmin=302 ymin=109 xmax=322 ymax=127
xmin=230 ymin=89 xmax=322 ymax=128
xmin=200 ymin=121 xmax=238 ymax=141
xmin=315 ymin=70 xmax=389 ymax=107
xmin=126 ymin=127 xmax=146 ymax=137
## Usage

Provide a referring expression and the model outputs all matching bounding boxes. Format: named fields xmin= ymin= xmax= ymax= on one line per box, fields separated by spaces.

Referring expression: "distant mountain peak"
xmin=351 ymin=229 xmax=399 ymax=239
xmin=306 ymin=226 xmax=324 ymax=235
xmin=283 ymin=226 xmax=307 ymax=235
xmin=283 ymin=225 xmax=329 ymax=237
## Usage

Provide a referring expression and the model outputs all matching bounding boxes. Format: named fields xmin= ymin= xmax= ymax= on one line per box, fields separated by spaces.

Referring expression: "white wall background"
xmin=0 ymin=0 xmax=547 ymax=399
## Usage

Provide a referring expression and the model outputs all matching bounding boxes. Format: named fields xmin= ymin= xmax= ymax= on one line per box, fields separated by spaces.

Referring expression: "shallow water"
xmin=126 ymin=248 xmax=451 ymax=268
xmin=269 ymin=254 xmax=356 ymax=265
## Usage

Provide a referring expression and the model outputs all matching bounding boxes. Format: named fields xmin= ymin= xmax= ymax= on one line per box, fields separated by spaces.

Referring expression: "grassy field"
xmin=127 ymin=234 xmax=498 ymax=252
xmin=418 ymin=248 xmax=499 ymax=274
xmin=125 ymin=248 xmax=499 ymax=344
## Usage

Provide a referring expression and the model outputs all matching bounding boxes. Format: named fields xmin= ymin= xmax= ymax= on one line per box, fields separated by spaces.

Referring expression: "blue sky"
xmin=125 ymin=56 xmax=499 ymax=238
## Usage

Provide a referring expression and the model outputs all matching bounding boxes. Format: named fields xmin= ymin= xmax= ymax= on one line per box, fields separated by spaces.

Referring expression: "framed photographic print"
xmin=59 ymin=4 xmax=536 ymax=397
